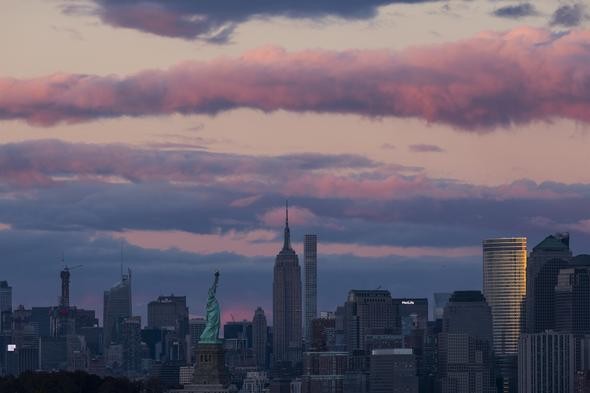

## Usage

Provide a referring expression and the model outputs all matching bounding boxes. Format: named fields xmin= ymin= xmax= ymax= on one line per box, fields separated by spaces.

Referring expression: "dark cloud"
xmin=493 ymin=3 xmax=537 ymax=19
xmin=72 ymin=0 xmax=434 ymax=43
xmin=551 ymin=4 xmax=586 ymax=27
xmin=408 ymin=144 xmax=444 ymax=153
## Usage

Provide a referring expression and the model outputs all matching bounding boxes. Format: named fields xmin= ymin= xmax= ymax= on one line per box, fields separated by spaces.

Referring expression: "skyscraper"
xmin=483 ymin=237 xmax=527 ymax=393
xmin=526 ymin=233 xmax=572 ymax=333
xmin=304 ymin=234 xmax=317 ymax=349
xmin=147 ymin=295 xmax=189 ymax=335
xmin=438 ymin=291 xmax=496 ymax=393
xmin=103 ymin=269 xmax=132 ymax=352
xmin=369 ymin=348 xmax=418 ymax=393
xmin=252 ymin=307 xmax=268 ymax=370
xmin=273 ymin=202 xmax=303 ymax=366
xmin=344 ymin=290 xmax=396 ymax=352
xmin=555 ymin=255 xmax=590 ymax=334
xmin=0 ymin=281 xmax=12 ymax=332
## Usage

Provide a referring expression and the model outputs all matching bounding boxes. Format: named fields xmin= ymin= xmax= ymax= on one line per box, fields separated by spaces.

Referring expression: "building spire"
xmin=283 ymin=200 xmax=291 ymax=250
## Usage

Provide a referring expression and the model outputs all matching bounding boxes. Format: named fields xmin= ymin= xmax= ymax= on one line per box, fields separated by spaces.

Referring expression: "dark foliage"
xmin=0 ymin=371 xmax=164 ymax=393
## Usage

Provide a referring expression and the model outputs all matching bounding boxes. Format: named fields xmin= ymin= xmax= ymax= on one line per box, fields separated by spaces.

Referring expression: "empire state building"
xmin=273 ymin=202 xmax=302 ymax=365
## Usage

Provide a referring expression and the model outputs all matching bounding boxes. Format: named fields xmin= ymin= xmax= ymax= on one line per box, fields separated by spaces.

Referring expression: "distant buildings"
xmin=272 ymin=203 xmax=302 ymax=366
xmin=0 ymin=281 xmax=12 ymax=332
xmin=252 ymin=307 xmax=268 ymax=370
xmin=483 ymin=237 xmax=527 ymax=393
xmin=304 ymin=234 xmax=318 ymax=349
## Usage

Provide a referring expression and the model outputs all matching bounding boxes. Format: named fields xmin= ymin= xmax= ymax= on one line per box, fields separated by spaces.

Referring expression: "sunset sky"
xmin=1 ymin=0 xmax=589 ymax=323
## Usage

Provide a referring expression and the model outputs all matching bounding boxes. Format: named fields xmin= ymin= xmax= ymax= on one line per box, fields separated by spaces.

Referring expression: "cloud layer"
xmin=73 ymin=0 xmax=431 ymax=42
xmin=2 ymin=28 xmax=590 ymax=129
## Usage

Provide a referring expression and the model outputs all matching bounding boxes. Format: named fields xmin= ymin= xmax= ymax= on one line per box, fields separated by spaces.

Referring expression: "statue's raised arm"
xmin=199 ymin=270 xmax=221 ymax=344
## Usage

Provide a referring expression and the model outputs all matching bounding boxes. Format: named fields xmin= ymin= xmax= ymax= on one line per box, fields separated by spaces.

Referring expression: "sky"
xmin=1 ymin=0 xmax=590 ymax=324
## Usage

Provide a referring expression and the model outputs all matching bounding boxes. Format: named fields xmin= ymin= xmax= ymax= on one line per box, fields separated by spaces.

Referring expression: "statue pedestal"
xmin=193 ymin=342 xmax=230 ymax=386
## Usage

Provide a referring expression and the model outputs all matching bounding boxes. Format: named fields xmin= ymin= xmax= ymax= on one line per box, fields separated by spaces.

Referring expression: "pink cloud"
xmin=2 ymin=28 xmax=590 ymax=129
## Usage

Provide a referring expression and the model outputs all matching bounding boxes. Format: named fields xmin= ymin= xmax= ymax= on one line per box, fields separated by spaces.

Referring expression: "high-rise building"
xmin=518 ymin=331 xmax=575 ymax=393
xmin=103 ymin=269 xmax=132 ymax=352
xmin=147 ymin=295 xmax=189 ymax=335
xmin=344 ymin=290 xmax=396 ymax=352
xmin=438 ymin=291 xmax=496 ymax=393
xmin=0 ymin=281 xmax=12 ymax=332
xmin=483 ymin=237 xmax=526 ymax=393
xmin=122 ymin=316 xmax=142 ymax=375
xmin=526 ymin=233 xmax=572 ymax=333
xmin=310 ymin=313 xmax=336 ymax=351
xmin=304 ymin=234 xmax=318 ymax=348
xmin=273 ymin=202 xmax=302 ymax=366
xmin=555 ymin=256 xmax=590 ymax=334
xmin=369 ymin=348 xmax=418 ymax=393
xmin=224 ymin=320 xmax=253 ymax=348
xmin=252 ymin=308 xmax=268 ymax=370
xmin=0 ymin=281 xmax=12 ymax=313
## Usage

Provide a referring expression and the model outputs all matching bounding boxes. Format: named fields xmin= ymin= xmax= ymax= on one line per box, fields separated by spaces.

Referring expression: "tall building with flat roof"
xmin=344 ymin=290 xmax=396 ymax=352
xmin=103 ymin=269 xmax=132 ymax=352
xmin=0 ymin=281 xmax=12 ymax=332
xmin=483 ymin=237 xmax=527 ymax=393
xmin=526 ymin=233 xmax=572 ymax=333
xmin=304 ymin=234 xmax=317 ymax=349
xmin=147 ymin=295 xmax=188 ymax=335
xmin=438 ymin=290 xmax=495 ymax=393
xmin=273 ymin=202 xmax=302 ymax=365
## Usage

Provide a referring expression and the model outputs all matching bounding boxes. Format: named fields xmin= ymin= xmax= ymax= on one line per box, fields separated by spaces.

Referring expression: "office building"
xmin=122 ymin=316 xmax=142 ymax=375
xmin=344 ymin=290 xmax=396 ymax=352
xmin=518 ymin=331 xmax=574 ymax=393
xmin=147 ymin=295 xmax=189 ymax=335
xmin=438 ymin=291 xmax=496 ymax=393
xmin=189 ymin=318 xmax=206 ymax=363
xmin=555 ymin=256 xmax=590 ymax=334
xmin=304 ymin=234 xmax=318 ymax=348
xmin=483 ymin=237 xmax=526 ymax=393
xmin=369 ymin=348 xmax=418 ymax=393
xmin=301 ymin=351 xmax=348 ymax=393
xmin=273 ymin=202 xmax=303 ymax=365
xmin=224 ymin=320 xmax=253 ymax=348
xmin=311 ymin=313 xmax=336 ymax=351
xmin=252 ymin=307 xmax=268 ymax=370
xmin=393 ymin=298 xmax=428 ymax=335
xmin=526 ymin=233 xmax=572 ymax=333
xmin=0 ymin=281 xmax=12 ymax=333
xmin=103 ymin=269 xmax=132 ymax=351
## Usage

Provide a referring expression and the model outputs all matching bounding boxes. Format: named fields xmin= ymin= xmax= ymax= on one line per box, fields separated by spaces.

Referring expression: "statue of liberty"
xmin=199 ymin=270 xmax=221 ymax=343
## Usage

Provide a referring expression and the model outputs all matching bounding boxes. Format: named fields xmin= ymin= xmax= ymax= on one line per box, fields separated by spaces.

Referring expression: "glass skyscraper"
xmin=483 ymin=237 xmax=527 ymax=393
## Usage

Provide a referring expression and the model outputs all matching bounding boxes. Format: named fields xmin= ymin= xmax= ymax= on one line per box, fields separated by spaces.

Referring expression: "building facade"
xmin=518 ymin=331 xmax=575 ymax=393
